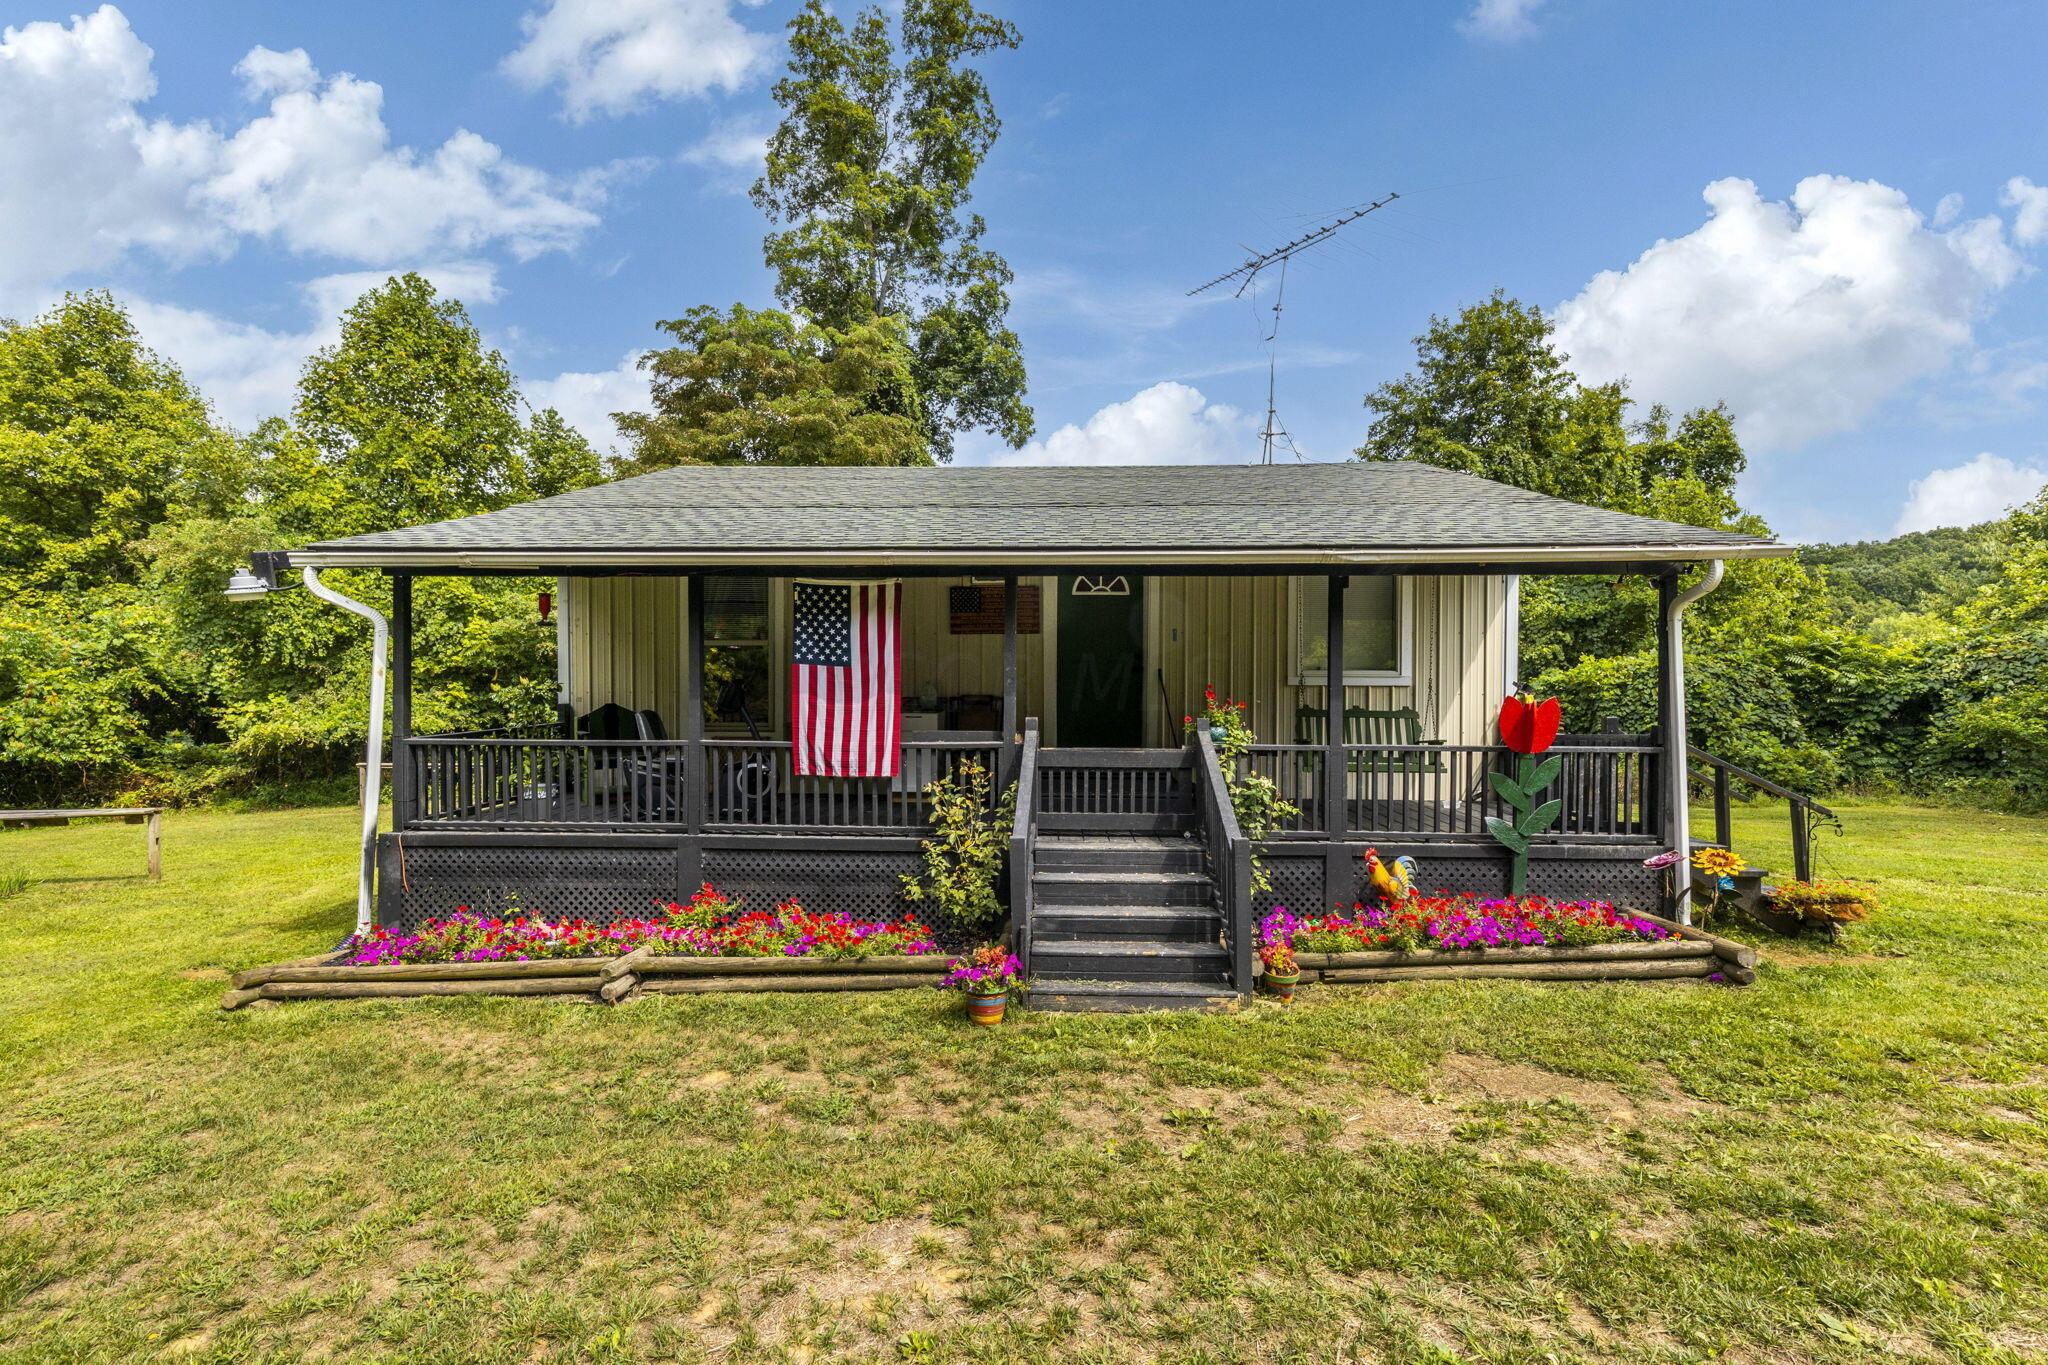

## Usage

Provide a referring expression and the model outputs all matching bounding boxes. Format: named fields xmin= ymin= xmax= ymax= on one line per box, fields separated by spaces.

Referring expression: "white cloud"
xmin=986 ymin=382 xmax=1256 ymax=467
xmin=132 ymin=263 xmax=506 ymax=432
xmin=1932 ymin=191 xmax=1965 ymax=229
xmin=679 ymin=116 xmax=767 ymax=192
xmin=1554 ymin=175 xmax=2028 ymax=451
xmin=2005 ymin=176 xmax=2048 ymax=247
xmin=504 ymin=0 xmax=773 ymax=122
xmin=523 ymin=352 xmax=649 ymax=455
xmin=1896 ymin=452 xmax=2047 ymax=533
xmin=0 ymin=8 xmax=611 ymax=315
xmin=1458 ymin=0 xmax=1546 ymax=42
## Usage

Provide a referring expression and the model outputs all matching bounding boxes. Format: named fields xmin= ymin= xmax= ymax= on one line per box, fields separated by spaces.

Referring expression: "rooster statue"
xmin=1363 ymin=847 xmax=1419 ymax=906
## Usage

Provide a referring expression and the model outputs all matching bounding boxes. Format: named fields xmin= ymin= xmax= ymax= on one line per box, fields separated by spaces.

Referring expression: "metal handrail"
xmin=1193 ymin=728 xmax=1253 ymax=997
xmin=1009 ymin=719 xmax=1040 ymax=977
xmin=1687 ymin=744 xmax=1838 ymax=883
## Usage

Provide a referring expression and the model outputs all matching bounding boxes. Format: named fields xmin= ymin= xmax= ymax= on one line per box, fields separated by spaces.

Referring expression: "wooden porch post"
xmin=390 ymin=573 xmax=415 ymax=830
xmin=1653 ymin=572 xmax=1677 ymax=849
xmin=681 ymin=573 xmax=706 ymax=888
xmin=1000 ymin=574 xmax=1020 ymax=780
xmin=1325 ymin=573 xmax=1347 ymax=838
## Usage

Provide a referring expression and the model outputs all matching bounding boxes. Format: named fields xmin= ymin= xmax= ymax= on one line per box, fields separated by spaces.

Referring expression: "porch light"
xmin=223 ymin=566 xmax=271 ymax=601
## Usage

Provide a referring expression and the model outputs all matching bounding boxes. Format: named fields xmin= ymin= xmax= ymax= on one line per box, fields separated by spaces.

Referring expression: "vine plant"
xmin=1187 ymin=686 xmax=1299 ymax=894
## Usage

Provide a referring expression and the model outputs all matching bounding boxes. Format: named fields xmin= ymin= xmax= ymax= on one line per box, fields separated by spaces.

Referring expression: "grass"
xmin=2 ymin=801 xmax=2047 ymax=1363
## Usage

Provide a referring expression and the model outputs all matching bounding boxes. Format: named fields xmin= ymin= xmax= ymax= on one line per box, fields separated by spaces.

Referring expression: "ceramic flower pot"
xmin=966 ymin=990 xmax=1008 ymax=1026
xmin=1263 ymin=970 xmax=1301 ymax=1003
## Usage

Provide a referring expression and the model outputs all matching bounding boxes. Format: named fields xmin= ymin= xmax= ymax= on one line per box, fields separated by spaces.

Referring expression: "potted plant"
xmin=1259 ymin=940 xmax=1302 ymax=1002
xmin=943 ymin=945 xmax=1023 ymax=1025
xmin=1767 ymin=878 xmax=1876 ymax=938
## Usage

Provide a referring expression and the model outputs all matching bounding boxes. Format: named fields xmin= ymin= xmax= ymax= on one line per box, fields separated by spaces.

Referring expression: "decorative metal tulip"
xmin=1486 ymin=693 xmax=1564 ymax=895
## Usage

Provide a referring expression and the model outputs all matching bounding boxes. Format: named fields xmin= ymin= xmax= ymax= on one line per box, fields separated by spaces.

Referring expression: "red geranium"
xmin=1497 ymin=693 xmax=1562 ymax=754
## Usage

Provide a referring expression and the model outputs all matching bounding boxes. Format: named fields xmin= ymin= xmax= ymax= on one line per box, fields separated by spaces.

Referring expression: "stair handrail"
xmin=1191 ymin=726 xmax=1254 ymax=997
xmin=1009 ymin=718 xmax=1041 ymax=977
xmin=1685 ymin=743 xmax=1839 ymax=884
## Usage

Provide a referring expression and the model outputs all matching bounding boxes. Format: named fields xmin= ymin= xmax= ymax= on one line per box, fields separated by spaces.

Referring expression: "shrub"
xmin=901 ymin=759 xmax=1016 ymax=936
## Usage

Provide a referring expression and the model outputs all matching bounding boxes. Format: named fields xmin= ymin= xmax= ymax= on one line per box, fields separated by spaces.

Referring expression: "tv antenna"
xmin=1189 ymin=191 xmax=1398 ymax=462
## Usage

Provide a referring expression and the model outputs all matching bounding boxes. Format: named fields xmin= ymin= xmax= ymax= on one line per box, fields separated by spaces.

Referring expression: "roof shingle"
xmin=295 ymin=461 xmax=1784 ymax=567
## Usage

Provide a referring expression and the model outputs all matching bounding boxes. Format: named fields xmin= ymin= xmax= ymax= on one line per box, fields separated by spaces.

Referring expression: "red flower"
xmin=1497 ymin=694 xmax=1561 ymax=754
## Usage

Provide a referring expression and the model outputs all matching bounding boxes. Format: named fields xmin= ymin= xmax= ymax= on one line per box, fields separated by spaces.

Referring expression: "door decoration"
xmin=947 ymin=583 xmax=1042 ymax=634
xmin=1070 ymin=575 xmax=1131 ymax=597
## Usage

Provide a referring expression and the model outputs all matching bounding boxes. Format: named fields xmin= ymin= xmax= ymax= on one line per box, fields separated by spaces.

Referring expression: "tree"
xmin=0 ymin=292 xmax=234 ymax=591
xmin=751 ymin=0 xmax=1031 ymax=460
xmin=291 ymin=273 xmax=531 ymax=539
xmin=616 ymin=306 xmax=929 ymax=471
xmin=1355 ymin=291 xmax=1637 ymax=511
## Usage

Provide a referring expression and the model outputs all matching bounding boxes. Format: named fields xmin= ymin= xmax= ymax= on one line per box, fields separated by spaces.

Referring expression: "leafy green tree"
xmin=616 ymin=305 xmax=928 ymax=471
xmin=0 ymin=292 xmax=234 ymax=591
xmin=1928 ymin=485 xmax=2048 ymax=803
xmin=1355 ymin=291 xmax=1638 ymax=510
xmin=290 ymin=273 xmax=530 ymax=539
xmin=752 ymin=0 xmax=1031 ymax=459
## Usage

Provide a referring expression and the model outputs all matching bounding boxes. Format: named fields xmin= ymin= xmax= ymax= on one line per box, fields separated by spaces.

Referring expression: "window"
xmin=1292 ymin=576 xmax=1410 ymax=685
xmin=703 ymin=577 xmax=772 ymax=732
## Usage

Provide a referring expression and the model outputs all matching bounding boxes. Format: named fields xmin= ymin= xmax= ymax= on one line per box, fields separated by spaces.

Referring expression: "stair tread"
xmin=1037 ymin=903 xmax=1219 ymax=919
xmin=1037 ymin=834 xmax=1198 ymax=849
xmin=1027 ymin=979 xmax=1236 ymax=999
xmin=1034 ymin=939 xmax=1227 ymax=958
xmin=1034 ymin=869 xmax=1210 ymax=883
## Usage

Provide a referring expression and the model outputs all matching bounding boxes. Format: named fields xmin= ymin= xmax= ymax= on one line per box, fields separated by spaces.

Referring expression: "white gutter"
xmin=301 ymin=567 xmax=389 ymax=937
xmin=1665 ymin=559 xmax=1724 ymax=926
xmin=291 ymin=542 xmax=1794 ymax=571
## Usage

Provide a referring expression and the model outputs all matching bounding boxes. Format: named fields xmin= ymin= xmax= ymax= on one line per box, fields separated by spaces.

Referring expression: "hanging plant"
xmin=1485 ymin=693 xmax=1564 ymax=895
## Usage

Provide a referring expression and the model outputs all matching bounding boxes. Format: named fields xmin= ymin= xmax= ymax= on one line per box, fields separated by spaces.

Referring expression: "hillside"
xmin=1800 ymin=521 xmax=2008 ymax=626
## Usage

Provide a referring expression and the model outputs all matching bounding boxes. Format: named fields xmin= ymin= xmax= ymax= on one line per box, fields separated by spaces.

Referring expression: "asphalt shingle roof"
xmin=295 ymin=461 xmax=1784 ymax=567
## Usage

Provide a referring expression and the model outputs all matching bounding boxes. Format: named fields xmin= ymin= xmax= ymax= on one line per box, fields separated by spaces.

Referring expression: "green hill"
xmin=1801 ymin=522 xmax=2008 ymax=627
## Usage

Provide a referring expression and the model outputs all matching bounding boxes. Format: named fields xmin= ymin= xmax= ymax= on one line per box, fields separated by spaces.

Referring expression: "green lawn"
xmin=3 ymin=802 xmax=2047 ymax=1363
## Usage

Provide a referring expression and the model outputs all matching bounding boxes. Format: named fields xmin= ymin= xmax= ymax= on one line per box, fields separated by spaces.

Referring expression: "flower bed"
xmin=1255 ymin=895 xmax=1755 ymax=988
xmin=342 ymin=886 xmax=938 ymax=967
xmin=220 ymin=886 xmax=950 ymax=1009
xmin=1263 ymin=896 xmax=1676 ymax=956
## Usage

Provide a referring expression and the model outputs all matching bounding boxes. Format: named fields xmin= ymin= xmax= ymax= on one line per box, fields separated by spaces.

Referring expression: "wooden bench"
xmin=0 ymin=807 xmax=163 ymax=880
xmin=1294 ymin=705 xmax=1447 ymax=775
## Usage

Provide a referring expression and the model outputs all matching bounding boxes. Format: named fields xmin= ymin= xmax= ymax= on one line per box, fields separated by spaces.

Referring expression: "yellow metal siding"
xmin=1148 ymin=575 xmax=1509 ymax=747
xmin=564 ymin=573 xmax=1506 ymax=745
xmin=564 ymin=575 xmax=1046 ymax=736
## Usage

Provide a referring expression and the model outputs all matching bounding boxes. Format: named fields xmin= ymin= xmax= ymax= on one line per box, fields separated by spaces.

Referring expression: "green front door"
xmin=1056 ymin=574 xmax=1145 ymax=746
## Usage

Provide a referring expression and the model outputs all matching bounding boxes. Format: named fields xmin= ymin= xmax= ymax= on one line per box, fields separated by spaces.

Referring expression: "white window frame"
xmin=1288 ymin=574 xmax=1414 ymax=688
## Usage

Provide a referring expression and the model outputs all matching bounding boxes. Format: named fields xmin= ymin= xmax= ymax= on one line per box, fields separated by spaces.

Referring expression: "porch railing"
xmin=702 ymin=736 xmax=1004 ymax=831
xmin=1008 ymin=720 xmax=1041 ymax=977
xmin=1239 ymin=741 xmax=1661 ymax=840
xmin=1035 ymin=747 xmax=1195 ymax=831
xmin=402 ymin=730 xmax=1004 ymax=832
xmin=409 ymin=736 xmax=693 ymax=828
xmin=1191 ymin=729 xmax=1253 ymax=995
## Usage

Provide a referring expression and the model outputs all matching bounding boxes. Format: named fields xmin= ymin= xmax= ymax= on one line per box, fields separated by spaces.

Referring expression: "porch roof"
xmin=292 ymin=461 xmax=1788 ymax=571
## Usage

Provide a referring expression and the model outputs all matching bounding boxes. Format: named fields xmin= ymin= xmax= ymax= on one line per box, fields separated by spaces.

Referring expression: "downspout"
xmin=1665 ymin=559 xmax=1724 ymax=925
xmin=302 ymin=567 xmax=389 ymax=937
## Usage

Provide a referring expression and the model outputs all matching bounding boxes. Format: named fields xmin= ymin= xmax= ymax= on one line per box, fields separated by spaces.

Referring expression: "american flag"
xmin=790 ymin=580 xmax=902 ymax=777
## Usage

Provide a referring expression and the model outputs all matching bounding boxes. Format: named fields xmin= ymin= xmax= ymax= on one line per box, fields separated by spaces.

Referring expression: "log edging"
xmin=1294 ymin=914 xmax=1757 ymax=988
xmin=220 ymin=948 xmax=952 ymax=1010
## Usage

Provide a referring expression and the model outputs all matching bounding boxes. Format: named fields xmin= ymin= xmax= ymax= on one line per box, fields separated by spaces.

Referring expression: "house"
xmin=251 ymin=460 xmax=1787 ymax=1008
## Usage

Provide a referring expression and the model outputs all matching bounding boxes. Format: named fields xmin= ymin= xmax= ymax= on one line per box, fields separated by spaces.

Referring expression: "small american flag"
xmin=790 ymin=580 xmax=902 ymax=777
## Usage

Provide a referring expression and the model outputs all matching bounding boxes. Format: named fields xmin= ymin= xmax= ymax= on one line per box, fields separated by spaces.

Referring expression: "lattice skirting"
xmin=1253 ymin=842 xmax=1663 ymax=917
xmin=376 ymin=835 xmax=923 ymax=932
xmin=699 ymin=848 xmax=920 ymax=923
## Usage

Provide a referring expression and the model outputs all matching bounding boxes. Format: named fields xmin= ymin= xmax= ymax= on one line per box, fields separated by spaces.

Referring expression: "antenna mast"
xmin=1189 ymin=191 xmax=1398 ymax=463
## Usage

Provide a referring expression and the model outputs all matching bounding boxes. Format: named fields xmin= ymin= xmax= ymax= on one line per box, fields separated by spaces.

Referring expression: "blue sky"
xmin=3 ymin=0 xmax=2045 ymax=541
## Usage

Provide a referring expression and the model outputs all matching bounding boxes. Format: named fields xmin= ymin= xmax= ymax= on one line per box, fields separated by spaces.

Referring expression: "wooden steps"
xmin=1026 ymin=828 xmax=1236 ymax=1011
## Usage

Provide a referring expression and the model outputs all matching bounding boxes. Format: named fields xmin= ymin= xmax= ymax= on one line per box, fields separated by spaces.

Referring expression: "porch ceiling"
xmin=292 ymin=461 xmax=1787 ymax=571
